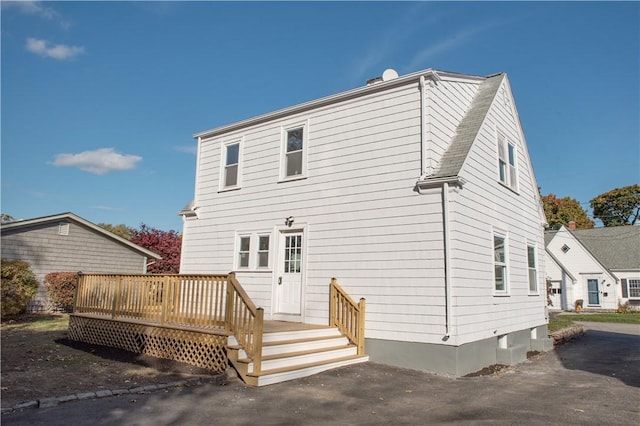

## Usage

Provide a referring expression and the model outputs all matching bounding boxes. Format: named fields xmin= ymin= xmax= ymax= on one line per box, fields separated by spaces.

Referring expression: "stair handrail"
xmin=329 ymin=278 xmax=366 ymax=355
xmin=226 ymin=272 xmax=263 ymax=373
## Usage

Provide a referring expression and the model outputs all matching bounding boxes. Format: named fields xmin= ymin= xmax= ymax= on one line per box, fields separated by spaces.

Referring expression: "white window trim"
xmin=219 ymin=137 xmax=244 ymax=192
xmin=627 ymin=278 xmax=640 ymax=300
xmin=279 ymin=120 xmax=309 ymax=182
xmin=256 ymin=233 xmax=272 ymax=270
xmin=236 ymin=233 xmax=252 ymax=270
xmin=493 ymin=231 xmax=509 ymax=295
xmin=496 ymin=130 xmax=518 ymax=193
xmin=527 ymin=243 xmax=539 ymax=295
xmin=234 ymin=231 xmax=273 ymax=271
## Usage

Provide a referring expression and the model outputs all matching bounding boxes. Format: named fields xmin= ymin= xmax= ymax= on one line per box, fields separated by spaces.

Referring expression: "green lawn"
xmin=548 ymin=312 xmax=640 ymax=332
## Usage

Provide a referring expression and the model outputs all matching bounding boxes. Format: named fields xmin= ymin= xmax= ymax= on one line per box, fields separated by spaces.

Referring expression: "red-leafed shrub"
xmin=1 ymin=259 xmax=39 ymax=318
xmin=45 ymin=272 xmax=79 ymax=312
xmin=130 ymin=224 xmax=182 ymax=274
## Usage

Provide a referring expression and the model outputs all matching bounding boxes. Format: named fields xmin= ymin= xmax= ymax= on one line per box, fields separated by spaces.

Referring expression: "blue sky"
xmin=2 ymin=1 xmax=638 ymax=231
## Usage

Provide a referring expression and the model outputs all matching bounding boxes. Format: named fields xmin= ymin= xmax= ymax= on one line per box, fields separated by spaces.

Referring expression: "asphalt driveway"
xmin=3 ymin=322 xmax=639 ymax=425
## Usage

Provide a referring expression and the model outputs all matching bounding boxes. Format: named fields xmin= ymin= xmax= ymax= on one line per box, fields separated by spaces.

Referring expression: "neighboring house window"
xmin=257 ymin=235 xmax=270 ymax=268
xmin=238 ymin=236 xmax=250 ymax=268
xmin=494 ymin=234 xmax=507 ymax=293
xmin=628 ymin=279 xmax=640 ymax=299
xmin=58 ymin=223 xmax=70 ymax=236
xmin=222 ymin=140 xmax=242 ymax=189
xmin=497 ymin=133 xmax=517 ymax=190
xmin=527 ymin=245 xmax=537 ymax=293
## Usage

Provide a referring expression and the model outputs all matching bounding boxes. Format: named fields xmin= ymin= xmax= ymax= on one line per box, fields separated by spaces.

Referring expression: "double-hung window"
xmin=221 ymin=139 xmax=242 ymax=190
xmin=494 ymin=234 xmax=507 ymax=293
xmin=281 ymin=122 xmax=308 ymax=180
xmin=527 ymin=245 xmax=537 ymax=293
xmin=238 ymin=236 xmax=250 ymax=268
xmin=497 ymin=132 xmax=517 ymax=190
xmin=628 ymin=279 xmax=640 ymax=299
xmin=236 ymin=233 xmax=271 ymax=270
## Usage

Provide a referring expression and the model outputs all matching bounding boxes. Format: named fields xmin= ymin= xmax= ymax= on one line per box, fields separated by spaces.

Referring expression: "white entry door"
xmin=275 ymin=232 xmax=303 ymax=316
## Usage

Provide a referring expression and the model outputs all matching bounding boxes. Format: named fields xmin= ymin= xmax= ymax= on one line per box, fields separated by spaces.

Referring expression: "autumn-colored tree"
xmin=1 ymin=213 xmax=15 ymax=223
xmin=130 ymin=224 xmax=181 ymax=274
xmin=590 ymin=184 xmax=640 ymax=226
xmin=97 ymin=223 xmax=135 ymax=240
xmin=542 ymin=194 xmax=594 ymax=230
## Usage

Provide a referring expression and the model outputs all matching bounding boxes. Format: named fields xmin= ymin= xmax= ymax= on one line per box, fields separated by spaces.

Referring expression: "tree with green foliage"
xmin=97 ymin=223 xmax=135 ymax=240
xmin=541 ymin=194 xmax=595 ymax=230
xmin=590 ymin=184 xmax=640 ymax=226
xmin=1 ymin=259 xmax=39 ymax=318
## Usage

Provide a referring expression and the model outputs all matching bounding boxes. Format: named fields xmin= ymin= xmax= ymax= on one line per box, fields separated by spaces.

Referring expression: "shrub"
xmin=1 ymin=259 xmax=39 ymax=318
xmin=44 ymin=272 xmax=79 ymax=312
xmin=617 ymin=301 xmax=632 ymax=314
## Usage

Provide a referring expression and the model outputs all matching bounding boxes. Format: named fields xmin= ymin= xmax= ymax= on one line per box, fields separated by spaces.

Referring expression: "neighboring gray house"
xmin=545 ymin=224 xmax=640 ymax=311
xmin=1 ymin=212 xmax=161 ymax=311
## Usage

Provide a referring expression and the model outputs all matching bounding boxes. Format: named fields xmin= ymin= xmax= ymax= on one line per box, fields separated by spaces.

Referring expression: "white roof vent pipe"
xmin=366 ymin=68 xmax=399 ymax=86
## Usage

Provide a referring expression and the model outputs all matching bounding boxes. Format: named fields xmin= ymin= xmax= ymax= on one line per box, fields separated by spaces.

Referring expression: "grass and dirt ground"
xmin=0 ymin=314 xmax=219 ymax=409
xmin=2 ymin=311 xmax=638 ymax=410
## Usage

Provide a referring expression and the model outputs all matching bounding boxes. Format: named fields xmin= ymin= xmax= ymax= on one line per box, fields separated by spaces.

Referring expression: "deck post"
xmin=253 ymin=307 xmax=264 ymax=374
xmin=329 ymin=278 xmax=337 ymax=327
xmin=357 ymin=298 xmax=366 ymax=356
xmin=225 ymin=273 xmax=234 ymax=332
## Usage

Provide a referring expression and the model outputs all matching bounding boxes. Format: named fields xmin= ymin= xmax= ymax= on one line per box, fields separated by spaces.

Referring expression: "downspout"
xmin=419 ymin=76 xmax=427 ymax=175
xmin=442 ymin=182 xmax=452 ymax=341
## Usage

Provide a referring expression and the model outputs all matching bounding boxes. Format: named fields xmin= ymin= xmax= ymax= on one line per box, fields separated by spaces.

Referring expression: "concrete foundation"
xmin=366 ymin=324 xmax=553 ymax=377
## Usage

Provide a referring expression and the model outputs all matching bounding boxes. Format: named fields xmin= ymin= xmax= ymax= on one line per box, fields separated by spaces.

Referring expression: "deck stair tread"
xmin=262 ymin=334 xmax=345 ymax=347
xmin=238 ymin=344 xmax=355 ymax=364
xmin=247 ymin=354 xmax=369 ymax=378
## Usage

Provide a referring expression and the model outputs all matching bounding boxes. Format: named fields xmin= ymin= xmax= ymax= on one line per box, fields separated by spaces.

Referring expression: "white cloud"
xmin=174 ymin=145 xmax=197 ymax=155
xmin=26 ymin=38 xmax=85 ymax=60
xmin=51 ymin=148 xmax=142 ymax=175
xmin=406 ymin=21 xmax=502 ymax=71
xmin=2 ymin=1 xmax=71 ymax=29
xmin=91 ymin=205 xmax=124 ymax=212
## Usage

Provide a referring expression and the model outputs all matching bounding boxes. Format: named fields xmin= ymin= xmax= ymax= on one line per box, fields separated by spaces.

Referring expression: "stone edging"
xmin=1 ymin=374 xmax=228 ymax=414
xmin=550 ymin=325 xmax=585 ymax=345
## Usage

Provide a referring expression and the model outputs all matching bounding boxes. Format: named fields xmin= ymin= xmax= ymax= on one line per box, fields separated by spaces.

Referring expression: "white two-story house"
xmin=179 ymin=68 xmax=551 ymax=377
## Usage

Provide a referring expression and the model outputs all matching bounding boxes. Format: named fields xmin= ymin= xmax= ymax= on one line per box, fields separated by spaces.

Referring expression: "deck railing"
xmin=329 ymin=278 xmax=366 ymax=355
xmin=74 ymin=272 xmax=263 ymax=371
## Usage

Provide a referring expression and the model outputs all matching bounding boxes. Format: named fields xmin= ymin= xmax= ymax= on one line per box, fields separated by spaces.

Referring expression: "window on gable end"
xmin=497 ymin=132 xmax=518 ymax=191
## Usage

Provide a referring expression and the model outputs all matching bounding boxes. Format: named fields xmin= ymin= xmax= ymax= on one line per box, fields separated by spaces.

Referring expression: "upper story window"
xmin=497 ymin=132 xmax=517 ymax=191
xmin=221 ymin=139 xmax=243 ymax=191
xmin=280 ymin=121 xmax=308 ymax=181
xmin=527 ymin=245 xmax=537 ymax=293
xmin=286 ymin=128 xmax=303 ymax=177
xmin=494 ymin=234 xmax=508 ymax=293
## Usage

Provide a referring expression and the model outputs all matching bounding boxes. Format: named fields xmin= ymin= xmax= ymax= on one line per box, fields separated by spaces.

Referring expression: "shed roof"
xmin=1 ymin=212 xmax=162 ymax=260
xmin=431 ymin=73 xmax=505 ymax=179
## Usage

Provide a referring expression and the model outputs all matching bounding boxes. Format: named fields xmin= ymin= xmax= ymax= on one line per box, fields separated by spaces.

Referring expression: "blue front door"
xmin=587 ymin=279 xmax=600 ymax=305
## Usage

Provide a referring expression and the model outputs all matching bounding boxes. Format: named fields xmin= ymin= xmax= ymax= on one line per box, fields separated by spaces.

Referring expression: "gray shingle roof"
xmin=432 ymin=73 xmax=505 ymax=178
xmin=571 ymin=226 xmax=640 ymax=270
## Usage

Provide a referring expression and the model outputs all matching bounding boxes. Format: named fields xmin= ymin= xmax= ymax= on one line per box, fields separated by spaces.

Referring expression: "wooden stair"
xmin=227 ymin=325 xmax=369 ymax=386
